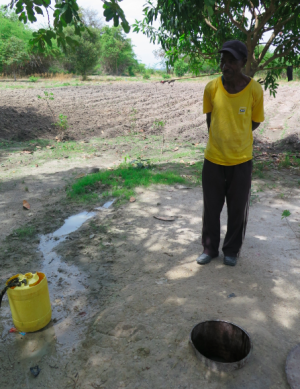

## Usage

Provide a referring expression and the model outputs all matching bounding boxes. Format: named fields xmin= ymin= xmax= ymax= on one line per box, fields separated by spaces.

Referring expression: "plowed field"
xmin=0 ymin=79 xmax=299 ymax=147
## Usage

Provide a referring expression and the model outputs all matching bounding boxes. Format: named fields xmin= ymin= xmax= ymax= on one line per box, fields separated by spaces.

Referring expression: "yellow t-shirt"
xmin=203 ymin=76 xmax=264 ymax=166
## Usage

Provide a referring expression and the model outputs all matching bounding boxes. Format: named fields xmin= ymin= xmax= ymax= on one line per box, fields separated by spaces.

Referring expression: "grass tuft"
xmin=68 ymin=164 xmax=191 ymax=202
xmin=13 ymin=225 xmax=36 ymax=238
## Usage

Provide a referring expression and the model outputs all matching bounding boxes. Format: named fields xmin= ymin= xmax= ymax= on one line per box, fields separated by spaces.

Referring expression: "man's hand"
xmin=206 ymin=113 xmax=211 ymax=132
xmin=252 ymin=121 xmax=260 ymax=131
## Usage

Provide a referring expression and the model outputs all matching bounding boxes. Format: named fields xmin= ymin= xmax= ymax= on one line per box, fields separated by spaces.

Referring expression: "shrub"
xmin=29 ymin=76 xmax=39 ymax=82
xmin=162 ymin=73 xmax=171 ymax=79
xmin=128 ymin=66 xmax=135 ymax=76
xmin=174 ymin=59 xmax=189 ymax=77
xmin=143 ymin=73 xmax=150 ymax=80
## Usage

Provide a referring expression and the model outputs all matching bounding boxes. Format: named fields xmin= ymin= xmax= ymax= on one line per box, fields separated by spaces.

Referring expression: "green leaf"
xmin=282 ymin=210 xmax=291 ymax=219
xmin=35 ymin=6 xmax=43 ymax=15
xmin=64 ymin=7 xmax=73 ymax=24
xmin=66 ymin=36 xmax=79 ymax=46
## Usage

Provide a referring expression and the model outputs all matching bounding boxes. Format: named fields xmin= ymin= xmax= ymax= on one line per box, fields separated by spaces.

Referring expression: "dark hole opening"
xmin=191 ymin=321 xmax=251 ymax=363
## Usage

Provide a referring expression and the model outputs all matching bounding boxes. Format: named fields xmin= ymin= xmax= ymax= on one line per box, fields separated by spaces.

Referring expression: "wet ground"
xmin=0 ymin=80 xmax=300 ymax=388
xmin=1 ymin=181 xmax=300 ymax=388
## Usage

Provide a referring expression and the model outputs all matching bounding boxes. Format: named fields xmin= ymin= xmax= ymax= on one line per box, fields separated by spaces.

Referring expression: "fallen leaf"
xmin=189 ymin=161 xmax=195 ymax=166
xmin=36 ymin=146 xmax=41 ymax=149
xmin=22 ymin=150 xmax=33 ymax=154
xmin=35 ymin=164 xmax=38 ymax=167
xmin=180 ymin=160 xmax=185 ymax=163
xmin=46 ymin=145 xmax=54 ymax=149
xmin=75 ymin=174 xmax=85 ymax=179
xmin=129 ymin=197 xmax=136 ymax=203
xmin=153 ymin=216 xmax=175 ymax=222
xmin=23 ymin=200 xmax=30 ymax=210
xmin=173 ymin=147 xmax=179 ymax=151
xmin=78 ymin=312 xmax=86 ymax=317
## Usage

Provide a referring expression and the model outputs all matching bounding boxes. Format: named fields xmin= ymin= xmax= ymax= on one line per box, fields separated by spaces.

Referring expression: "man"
xmin=197 ymin=40 xmax=264 ymax=267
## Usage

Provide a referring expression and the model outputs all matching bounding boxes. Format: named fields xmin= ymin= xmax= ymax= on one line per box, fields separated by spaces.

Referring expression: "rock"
xmin=88 ymin=167 xmax=99 ymax=174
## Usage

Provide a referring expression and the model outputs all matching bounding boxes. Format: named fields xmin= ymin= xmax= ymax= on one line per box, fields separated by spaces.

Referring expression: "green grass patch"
xmin=68 ymin=164 xmax=193 ymax=203
xmin=12 ymin=225 xmax=36 ymax=238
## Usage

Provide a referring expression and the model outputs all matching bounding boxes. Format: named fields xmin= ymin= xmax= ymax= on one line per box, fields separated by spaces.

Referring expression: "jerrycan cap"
xmin=7 ymin=272 xmax=40 ymax=289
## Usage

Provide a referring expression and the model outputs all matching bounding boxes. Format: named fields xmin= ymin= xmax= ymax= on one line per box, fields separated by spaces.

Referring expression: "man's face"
xmin=220 ymin=52 xmax=246 ymax=81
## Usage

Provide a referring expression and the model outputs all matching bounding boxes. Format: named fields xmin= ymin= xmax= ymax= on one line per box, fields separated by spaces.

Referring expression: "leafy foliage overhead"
xmin=7 ymin=0 xmax=84 ymax=50
xmin=132 ymin=0 xmax=300 ymax=96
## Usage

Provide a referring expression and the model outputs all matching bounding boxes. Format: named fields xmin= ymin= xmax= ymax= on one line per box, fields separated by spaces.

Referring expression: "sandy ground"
xmin=0 ymin=80 xmax=300 ymax=388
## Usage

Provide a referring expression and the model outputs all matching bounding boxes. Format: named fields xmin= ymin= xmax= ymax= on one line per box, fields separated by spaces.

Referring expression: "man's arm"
xmin=252 ymin=121 xmax=260 ymax=131
xmin=206 ymin=113 xmax=211 ymax=132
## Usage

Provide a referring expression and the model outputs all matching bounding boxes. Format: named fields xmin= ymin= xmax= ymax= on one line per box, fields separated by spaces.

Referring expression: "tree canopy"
xmin=132 ymin=0 xmax=300 ymax=95
xmin=6 ymin=0 xmax=300 ymax=94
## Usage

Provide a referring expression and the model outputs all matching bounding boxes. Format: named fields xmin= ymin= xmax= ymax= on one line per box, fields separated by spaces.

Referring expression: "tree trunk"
xmin=13 ymin=71 xmax=16 ymax=82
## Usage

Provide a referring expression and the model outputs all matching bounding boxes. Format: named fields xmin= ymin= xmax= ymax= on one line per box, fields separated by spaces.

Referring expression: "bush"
xmin=174 ymin=59 xmax=189 ymax=77
xmin=29 ymin=76 xmax=39 ymax=82
xmin=143 ymin=73 xmax=150 ymax=80
xmin=136 ymin=63 xmax=146 ymax=74
xmin=162 ymin=73 xmax=171 ymax=79
xmin=128 ymin=66 xmax=135 ymax=76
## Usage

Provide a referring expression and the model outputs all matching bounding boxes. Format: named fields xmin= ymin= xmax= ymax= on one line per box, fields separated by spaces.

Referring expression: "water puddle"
xmin=1 ymin=201 xmax=116 ymax=357
xmin=39 ymin=211 xmax=96 ymax=294
xmin=95 ymin=198 xmax=115 ymax=210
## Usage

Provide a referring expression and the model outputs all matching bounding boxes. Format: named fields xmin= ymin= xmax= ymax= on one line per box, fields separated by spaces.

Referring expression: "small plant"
xmin=37 ymin=91 xmax=55 ymax=121
xmin=129 ymin=108 xmax=138 ymax=134
xmin=54 ymin=114 xmax=69 ymax=133
xmin=152 ymin=120 xmax=166 ymax=155
xmin=131 ymin=156 xmax=153 ymax=169
xmin=29 ymin=76 xmax=39 ymax=82
xmin=162 ymin=73 xmax=171 ymax=79
xmin=63 ymin=82 xmax=70 ymax=86
xmin=281 ymin=210 xmax=291 ymax=219
xmin=281 ymin=209 xmax=298 ymax=238
xmin=24 ymin=186 xmax=28 ymax=192
xmin=143 ymin=73 xmax=150 ymax=80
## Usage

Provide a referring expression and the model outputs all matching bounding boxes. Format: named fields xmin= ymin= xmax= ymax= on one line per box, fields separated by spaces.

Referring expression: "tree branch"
xmin=204 ymin=18 xmax=217 ymax=32
xmin=258 ymin=39 xmax=300 ymax=70
xmin=216 ymin=6 xmax=249 ymax=35
xmin=258 ymin=31 xmax=277 ymax=63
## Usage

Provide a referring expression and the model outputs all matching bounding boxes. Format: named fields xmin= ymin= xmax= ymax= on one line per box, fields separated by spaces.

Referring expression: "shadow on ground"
xmin=0 ymin=161 xmax=300 ymax=388
xmin=0 ymin=106 xmax=54 ymax=142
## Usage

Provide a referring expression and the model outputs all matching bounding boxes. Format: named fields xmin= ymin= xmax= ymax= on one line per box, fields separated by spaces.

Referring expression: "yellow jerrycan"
xmin=6 ymin=272 xmax=52 ymax=332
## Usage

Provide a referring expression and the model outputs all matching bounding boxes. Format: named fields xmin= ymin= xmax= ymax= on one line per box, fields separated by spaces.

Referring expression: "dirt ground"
xmin=0 ymin=78 xmax=300 ymax=146
xmin=0 ymin=79 xmax=300 ymax=389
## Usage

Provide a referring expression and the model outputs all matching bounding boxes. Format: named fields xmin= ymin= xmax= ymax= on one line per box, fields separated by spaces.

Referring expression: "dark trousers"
xmin=201 ymin=159 xmax=252 ymax=258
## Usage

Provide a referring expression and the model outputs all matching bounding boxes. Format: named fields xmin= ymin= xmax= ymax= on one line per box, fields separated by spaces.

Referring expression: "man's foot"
xmin=223 ymin=256 xmax=237 ymax=266
xmin=196 ymin=253 xmax=215 ymax=265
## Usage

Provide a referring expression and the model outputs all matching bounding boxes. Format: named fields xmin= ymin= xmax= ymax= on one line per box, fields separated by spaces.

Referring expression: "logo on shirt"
xmin=239 ymin=107 xmax=246 ymax=114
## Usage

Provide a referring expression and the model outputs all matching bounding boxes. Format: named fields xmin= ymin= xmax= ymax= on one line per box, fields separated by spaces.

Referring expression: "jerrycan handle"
xmin=0 ymin=277 xmax=27 ymax=308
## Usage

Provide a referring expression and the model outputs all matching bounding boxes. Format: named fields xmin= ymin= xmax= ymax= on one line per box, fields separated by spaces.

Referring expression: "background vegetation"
xmin=0 ymin=5 xmax=299 ymax=82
